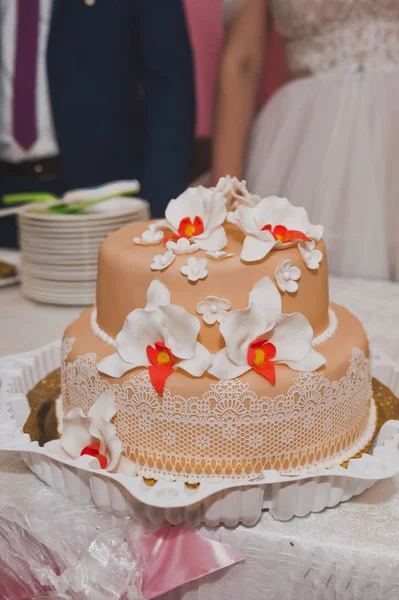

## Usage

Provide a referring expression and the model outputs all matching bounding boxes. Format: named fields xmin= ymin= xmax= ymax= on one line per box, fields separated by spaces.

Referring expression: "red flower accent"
xmin=80 ymin=442 xmax=108 ymax=469
xmin=261 ymin=224 xmax=311 ymax=244
xmin=146 ymin=341 xmax=176 ymax=395
xmin=164 ymin=216 xmax=204 ymax=243
xmin=247 ymin=338 xmax=277 ymax=384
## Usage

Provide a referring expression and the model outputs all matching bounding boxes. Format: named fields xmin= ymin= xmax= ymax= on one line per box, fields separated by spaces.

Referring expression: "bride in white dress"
xmin=212 ymin=0 xmax=399 ymax=280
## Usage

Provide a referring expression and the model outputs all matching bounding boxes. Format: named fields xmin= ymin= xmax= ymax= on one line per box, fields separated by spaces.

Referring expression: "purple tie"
xmin=13 ymin=0 xmax=40 ymax=150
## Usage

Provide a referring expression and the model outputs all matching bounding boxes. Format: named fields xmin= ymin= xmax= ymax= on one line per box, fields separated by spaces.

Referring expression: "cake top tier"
xmin=95 ymin=178 xmax=329 ymax=393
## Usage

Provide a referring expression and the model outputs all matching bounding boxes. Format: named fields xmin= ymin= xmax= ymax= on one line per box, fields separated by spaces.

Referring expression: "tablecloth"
xmin=1 ymin=270 xmax=399 ymax=599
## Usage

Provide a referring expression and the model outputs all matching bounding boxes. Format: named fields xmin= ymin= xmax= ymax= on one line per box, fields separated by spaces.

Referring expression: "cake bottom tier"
xmin=61 ymin=303 xmax=375 ymax=481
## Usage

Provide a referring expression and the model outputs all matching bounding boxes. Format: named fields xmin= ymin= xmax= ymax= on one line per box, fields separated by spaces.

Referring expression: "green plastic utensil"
xmin=3 ymin=192 xmax=58 ymax=205
xmin=48 ymin=191 xmax=138 ymax=215
xmin=2 ymin=185 xmax=140 ymax=216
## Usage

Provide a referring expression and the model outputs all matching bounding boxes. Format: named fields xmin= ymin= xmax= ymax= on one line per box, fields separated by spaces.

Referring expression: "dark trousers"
xmin=0 ymin=169 xmax=67 ymax=248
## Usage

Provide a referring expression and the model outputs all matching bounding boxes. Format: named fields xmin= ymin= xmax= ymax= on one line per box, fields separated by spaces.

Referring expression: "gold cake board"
xmin=24 ymin=371 xmax=399 ymax=470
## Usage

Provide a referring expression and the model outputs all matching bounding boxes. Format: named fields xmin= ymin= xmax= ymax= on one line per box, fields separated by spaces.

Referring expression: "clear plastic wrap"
xmin=0 ymin=453 xmax=243 ymax=600
xmin=0 ymin=453 xmax=147 ymax=600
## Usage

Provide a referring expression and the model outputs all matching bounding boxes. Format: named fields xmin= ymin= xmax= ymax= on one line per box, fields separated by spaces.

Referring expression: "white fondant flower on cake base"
xmin=215 ymin=175 xmax=260 ymax=210
xmin=151 ymin=250 xmax=175 ymax=271
xmin=205 ymin=250 xmax=234 ymax=261
xmin=209 ymin=277 xmax=325 ymax=384
xmin=165 ymin=237 xmax=199 ymax=255
xmin=196 ymin=296 xmax=231 ymax=325
xmin=164 ymin=186 xmax=227 ymax=251
xmin=133 ymin=223 xmax=164 ymax=246
xmin=275 ymin=259 xmax=301 ymax=293
xmin=181 ymin=257 xmax=208 ymax=282
xmin=298 ymin=240 xmax=323 ymax=269
xmin=46 ymin=391 xmax=123 ymax=472
xmin=227 ymin=196 xmax=323 ymax=262
xmin=97 ymin=280 xmax=212 ymax=395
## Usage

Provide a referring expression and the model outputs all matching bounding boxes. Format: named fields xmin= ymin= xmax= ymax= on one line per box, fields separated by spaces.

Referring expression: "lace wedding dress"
xmin=225 ymin=0 xmax=399 ymax=280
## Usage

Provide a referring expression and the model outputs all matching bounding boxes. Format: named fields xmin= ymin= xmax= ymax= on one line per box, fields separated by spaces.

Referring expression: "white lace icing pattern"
xmin=61 ymin=341 xmax=374 ymax=482
xmin=61 ymin=337 xmax=76 ymax=361
xmin=90 ymin=307 xmax=338 ymax=350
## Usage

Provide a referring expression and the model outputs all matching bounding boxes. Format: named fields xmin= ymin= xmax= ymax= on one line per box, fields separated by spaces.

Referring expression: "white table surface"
xmin=1 ymin=249 xmax=399 ymax=599
xmin=0 ymin=249 xmax=82 ymax=357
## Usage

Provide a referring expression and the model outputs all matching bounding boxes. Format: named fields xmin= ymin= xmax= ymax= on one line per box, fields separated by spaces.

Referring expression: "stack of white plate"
xmin=19 ymin=197 xmax=149 ymax=305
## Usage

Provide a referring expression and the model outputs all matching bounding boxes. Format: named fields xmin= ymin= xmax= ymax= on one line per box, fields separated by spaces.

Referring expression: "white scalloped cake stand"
xmin=1 ymin=340 xmax=399 ymax=526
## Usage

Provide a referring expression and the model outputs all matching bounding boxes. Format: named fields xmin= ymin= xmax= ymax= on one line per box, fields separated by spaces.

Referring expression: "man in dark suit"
xmin=0 ymin=0 xmax=195 ymax=248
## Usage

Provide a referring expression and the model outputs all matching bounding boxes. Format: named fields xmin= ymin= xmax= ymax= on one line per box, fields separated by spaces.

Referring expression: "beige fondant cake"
xmin=59 ymin=178 xmax=375 ymax=481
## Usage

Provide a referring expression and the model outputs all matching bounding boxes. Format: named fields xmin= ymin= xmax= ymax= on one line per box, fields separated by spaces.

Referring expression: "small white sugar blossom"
xmin=133 ymin=223 xmax=164 ymax=246
xmin=166 ymin=237 xmax=199 ymax=255
xmin=181 ymin=257 xmax=208 ymax=282
xmin=151 ymin=250 xmax=175 ymax=271
xmin=215 ymin=175 xmax=260 ymax=210
xmin=196 ymin=295 xmax=231 ymax=325
xmin=275 ymin=259 xmax=301 ymax=293
xmin=298 ymin=240 xmax=323 ymax=270
xmin=45 ymin=391 xmax=136 ymax=475
xmin=205 ymin=250 xmax=234 ymax=261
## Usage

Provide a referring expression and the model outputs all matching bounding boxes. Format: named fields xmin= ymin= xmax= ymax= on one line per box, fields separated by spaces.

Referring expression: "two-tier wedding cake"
xmin=56 ymin=177 xmax=375 ymax=482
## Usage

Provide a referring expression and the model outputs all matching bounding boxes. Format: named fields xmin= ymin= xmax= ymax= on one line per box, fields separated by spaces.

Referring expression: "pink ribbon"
xmin=138 ymin=524 xmax=244 ymax=599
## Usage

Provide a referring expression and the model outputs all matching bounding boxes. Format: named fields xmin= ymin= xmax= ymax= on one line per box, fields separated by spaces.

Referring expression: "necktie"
xmin=12 ymin=0 xmax=40 ymax=150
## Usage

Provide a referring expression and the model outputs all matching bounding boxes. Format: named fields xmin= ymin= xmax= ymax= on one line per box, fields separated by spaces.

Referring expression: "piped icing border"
xmin=90 ymin=308 xmax=116 ymax=348
xmin=90 ymin=306 xmax=338 ymax=350
xmin=312 ymin=308 xmax=338 ymax=347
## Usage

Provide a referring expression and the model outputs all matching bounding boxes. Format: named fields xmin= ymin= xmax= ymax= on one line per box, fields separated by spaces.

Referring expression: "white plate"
xmin=0 ymin=249 xmax=20 ymax=288
xmin=21 ymin=287 xmax=94 ymax=306
xmin=0 ymin=275 xmax=20 ymax=288
xmin=22 ymin=275 xmax=96 ymax=291
xmin=21 ymin=250 xmax=99 ymax=265
xmin=20 ymin=198 xmax=149 ymax=222
xmin=18 ymin=214 xmax=143 ymax=231
xmin=22 ymin=259 xmax=97 ymax=273
xmin=22 ymin=263 xmax=97 ymax=282
xmin=18 ymin=220 xmax=137 ymax=237
xmin=19 ymin=226 xmax=116 ymax=242
xmin=19 ymin=220 xmax=121 ymax=233
xmin=20 ymin=239 xmax=105 ymax=254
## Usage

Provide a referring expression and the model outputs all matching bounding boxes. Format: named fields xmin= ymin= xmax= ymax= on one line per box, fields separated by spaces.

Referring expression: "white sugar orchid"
xmin=45 ymin=390 xmax=128 ymax=473
xmin=307 ymin=224 xmax=324 ymax=242
xmin=215 ymin=175 xmax=260 ymax=210
xmin=166 ymin=237 xmax=199 ymax=255
xmin=98 ymin=280 xmax=212 ymax=395
xmin=209 ymin=277 xmax=325 ymax=383
xmin=164 ymin=186 xmax=227 ymax=252
xmin=150 ymin=250 xmax=175 ymax=271
xmin=133 ymin=223 xmax=164 ymax=246
xmin=275 ymin=259 xmax=301 ymax=293
xmin=196 ymin=296 xmax=231 ymax=325
xmin=227 ymin=196 xmax=323 ymax=263
xmin=180 ymin=257 xmax=208 ymax=282
xmin=298 ymin=240 xmax=323 ymax=270
xmin=205 ymin=250 xmax=234 ymax=261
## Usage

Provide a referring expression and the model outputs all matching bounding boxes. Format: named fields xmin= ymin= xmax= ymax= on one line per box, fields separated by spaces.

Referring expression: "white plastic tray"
xmin=1 ymin=340 xmax=399 ymax=526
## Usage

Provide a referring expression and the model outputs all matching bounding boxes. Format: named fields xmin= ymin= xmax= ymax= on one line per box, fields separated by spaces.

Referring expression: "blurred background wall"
xmin=183 ymin=0 xmax=288 ymax=149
